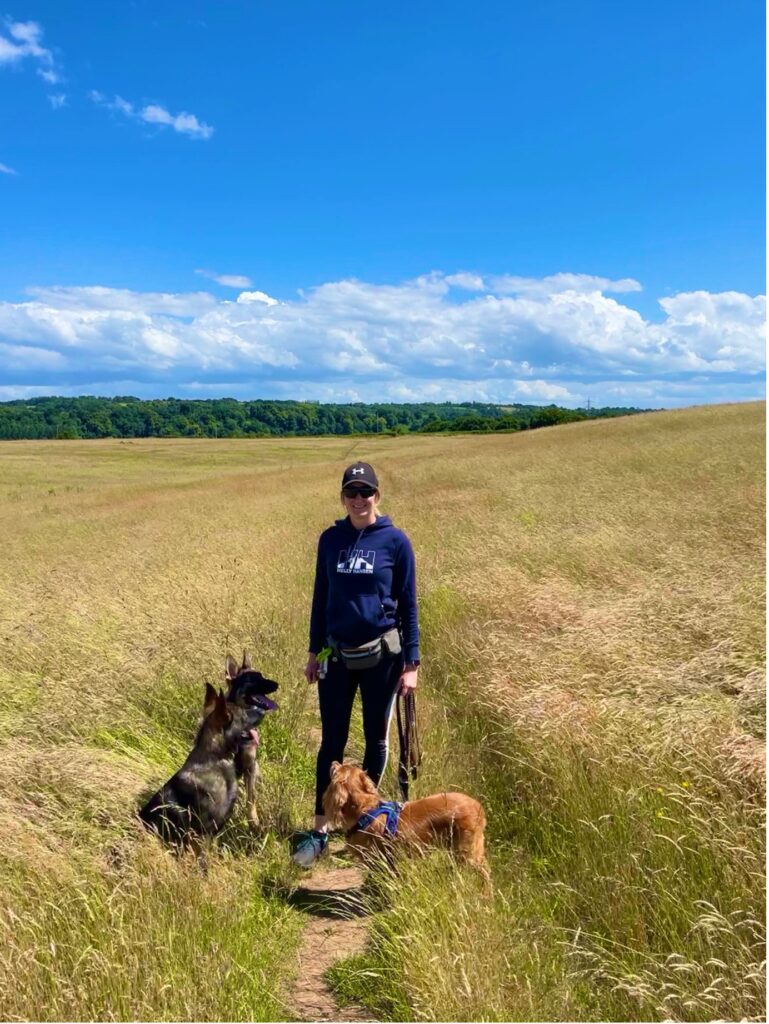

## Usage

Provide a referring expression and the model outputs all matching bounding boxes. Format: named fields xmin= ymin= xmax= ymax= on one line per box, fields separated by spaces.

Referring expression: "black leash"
xmin=396 ymin=690 xmax=421 ymax=800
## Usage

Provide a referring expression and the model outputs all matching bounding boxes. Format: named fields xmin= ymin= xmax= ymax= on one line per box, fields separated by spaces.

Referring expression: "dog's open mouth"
xmin=248 ymin=694 xmax=278 ymax=713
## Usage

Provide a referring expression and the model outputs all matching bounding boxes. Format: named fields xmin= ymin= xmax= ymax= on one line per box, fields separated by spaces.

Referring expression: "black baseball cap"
xmin=341 ymin=462 xmax=379 ymax=489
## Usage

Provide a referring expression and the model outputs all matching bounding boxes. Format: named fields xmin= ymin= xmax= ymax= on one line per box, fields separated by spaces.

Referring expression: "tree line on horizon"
xmin=0 ymin=396 xmax=647 ymax=440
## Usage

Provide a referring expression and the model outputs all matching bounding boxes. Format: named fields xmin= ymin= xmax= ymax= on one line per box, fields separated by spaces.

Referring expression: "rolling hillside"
xmin=0 ymin=401 xmax=763 ymax=1022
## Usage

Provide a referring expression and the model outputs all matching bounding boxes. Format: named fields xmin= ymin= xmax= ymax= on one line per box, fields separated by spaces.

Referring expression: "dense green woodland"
xmin=0 ymin=396 xmax=646 ymax=439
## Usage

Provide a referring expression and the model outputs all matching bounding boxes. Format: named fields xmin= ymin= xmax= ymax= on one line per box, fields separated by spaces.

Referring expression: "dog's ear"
xmin=348 ymin=765 xmax=377 ymax=797
xmin=241 ymin=650 xmax=253 ymax=671
xmin=203 ymin=682 xmax=218 ymax=715
xmin=322 ymin=775 xmax=348 ymax=825
xmin=329 ymin=761 xmax=341 ymax=777
xmin=360 ymin=772 xmax=379 ymax=797
xmin=209 ymin=691 xmax=232 ymax=730
xmin=224 ymin=655 xmax=239 ymax=681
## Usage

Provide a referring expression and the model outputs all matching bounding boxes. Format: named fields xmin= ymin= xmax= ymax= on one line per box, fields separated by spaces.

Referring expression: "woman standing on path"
xmin=292 ymin=461 xmax=420 ymax=868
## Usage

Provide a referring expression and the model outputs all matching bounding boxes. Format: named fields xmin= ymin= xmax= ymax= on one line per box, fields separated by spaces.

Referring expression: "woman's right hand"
xmin=305 ymin=653 xmax=319 ymax=684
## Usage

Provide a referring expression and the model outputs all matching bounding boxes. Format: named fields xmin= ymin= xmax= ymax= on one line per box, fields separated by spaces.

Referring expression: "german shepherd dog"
xmin=224 ymin=651 xmax=279 ymax=826
xmin=139 ymin=671 xmax=277 ymax=845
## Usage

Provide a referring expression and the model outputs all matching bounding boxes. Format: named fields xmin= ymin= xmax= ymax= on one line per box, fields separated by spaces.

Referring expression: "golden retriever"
xmin=322 ymin=761 xmax=490 ymax=887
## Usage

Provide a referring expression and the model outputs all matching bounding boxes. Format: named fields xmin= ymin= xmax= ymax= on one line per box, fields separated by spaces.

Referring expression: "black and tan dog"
xmin=224 ymin=651 xmax=279 ymax=827
xmin=139 ymin=674 xmax=277 ymax=845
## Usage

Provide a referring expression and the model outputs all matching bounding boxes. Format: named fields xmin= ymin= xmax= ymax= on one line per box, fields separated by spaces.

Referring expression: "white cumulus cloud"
xmin=0 ymin=272 xmax=763 ymax=407
xmin=653 ymin=290 xmax=766 ymax=368
xmin=236 ymin=290 xmax=279 ymax=306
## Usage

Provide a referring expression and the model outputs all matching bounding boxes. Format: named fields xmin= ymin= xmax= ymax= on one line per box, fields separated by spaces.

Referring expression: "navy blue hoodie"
xmin=309 ymin=514 xmax=420 ymax=664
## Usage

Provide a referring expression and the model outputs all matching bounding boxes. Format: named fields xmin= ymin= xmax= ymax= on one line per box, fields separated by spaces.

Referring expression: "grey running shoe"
xmin=291 ymin=829 xmax=329 ymax=868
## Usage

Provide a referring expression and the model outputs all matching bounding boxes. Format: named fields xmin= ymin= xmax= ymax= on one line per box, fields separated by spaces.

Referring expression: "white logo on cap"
xmin=352 ymin=467 xmax=365 ymax=475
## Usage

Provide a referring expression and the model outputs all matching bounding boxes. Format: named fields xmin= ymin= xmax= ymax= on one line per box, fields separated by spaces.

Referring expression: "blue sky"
xmin=0 ymin=1 xmax=764 ymax=407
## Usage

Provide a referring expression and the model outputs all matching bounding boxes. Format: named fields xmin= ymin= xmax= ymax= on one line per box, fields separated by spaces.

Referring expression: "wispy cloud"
xmin=0 ymin=20 xmax=52 ymax=64
xmin=89 ymin=92 xmax=133 ymax=116
xmin=195 ymin=269 xmax=253 ymax=288
xmin=47 ymin=92 xmax=66 ymax=109
xmin=445 ymin=272 xmax=486 ymax=291
xmin=25 ymin=285 xmax=216 ymax=317
xmin=0 ymin=273 xmax=763 ymax=406
xmin=1 ymin=19 xmax=64 ymax=109
xmin=89 ymin=91 xmax=214 ymax=139
xmin=0 ymin=162 xmax=18 ymax=175
xmin=141 ymin=104 xmax=213 ymax=139
xmin=490 ymin=273 xmax=643 ymax=295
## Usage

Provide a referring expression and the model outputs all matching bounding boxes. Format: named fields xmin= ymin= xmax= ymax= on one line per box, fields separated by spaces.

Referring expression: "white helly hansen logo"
xmin=337 ymin=548 xmax=376 ymax=574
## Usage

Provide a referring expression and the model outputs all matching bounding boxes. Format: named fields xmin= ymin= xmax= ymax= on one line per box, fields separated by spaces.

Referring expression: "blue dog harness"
xmin=351 ymin=800 xmax=403 ymax=837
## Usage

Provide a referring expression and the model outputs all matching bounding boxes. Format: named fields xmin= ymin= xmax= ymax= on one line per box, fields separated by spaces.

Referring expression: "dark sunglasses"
xmin=342 ymin=486 xmax=376 ymax=499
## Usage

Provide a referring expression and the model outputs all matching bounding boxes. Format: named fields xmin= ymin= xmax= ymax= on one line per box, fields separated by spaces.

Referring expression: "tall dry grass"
xmin=0 ymin=403 xmax=764 ymax=1021
xmin=333 ymin=403 xmax=765 ymax=1022
xmin=0 ymin=438 xmax=341 ymax=1020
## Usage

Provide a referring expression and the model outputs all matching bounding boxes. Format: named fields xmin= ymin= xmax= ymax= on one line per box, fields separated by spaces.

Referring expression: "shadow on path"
xmin=283 ymin=863 xmax=376 ymax=1022
xmin=286 ymin=880 xmax=369 ymax=919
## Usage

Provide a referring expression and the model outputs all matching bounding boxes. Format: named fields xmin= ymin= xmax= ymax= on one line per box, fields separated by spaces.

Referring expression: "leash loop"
xmin=396 ymin=690 xmax=421 ymax=800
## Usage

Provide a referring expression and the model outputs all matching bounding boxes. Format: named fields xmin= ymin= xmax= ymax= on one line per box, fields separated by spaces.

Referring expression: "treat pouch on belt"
xmin=332 ymin=627 xmax=402 ymax=670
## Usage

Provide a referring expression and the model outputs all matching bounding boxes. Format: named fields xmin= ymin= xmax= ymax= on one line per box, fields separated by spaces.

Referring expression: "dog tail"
xmin=469 ymin=809 xmax=491 ymax=892
xmin=468 ymin=810 xmax=486 ymax=866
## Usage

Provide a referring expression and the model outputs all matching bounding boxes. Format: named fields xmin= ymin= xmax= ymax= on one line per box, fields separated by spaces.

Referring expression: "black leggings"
xmin=315 ymin=651 xmax=403 ymax=816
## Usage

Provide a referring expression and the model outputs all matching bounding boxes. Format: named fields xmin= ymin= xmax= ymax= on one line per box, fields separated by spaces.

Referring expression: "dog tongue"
xmin=249 ymin=728 xmax=260 ymax=745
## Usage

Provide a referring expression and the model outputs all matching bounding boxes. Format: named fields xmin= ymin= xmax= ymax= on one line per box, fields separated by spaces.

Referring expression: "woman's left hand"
xmin=398 ymin=665 xmax=418 ymax=695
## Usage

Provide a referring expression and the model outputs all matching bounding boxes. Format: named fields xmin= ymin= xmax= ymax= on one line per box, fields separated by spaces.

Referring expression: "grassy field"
xmin=0 ymin=402 xmax=764 ymax=1021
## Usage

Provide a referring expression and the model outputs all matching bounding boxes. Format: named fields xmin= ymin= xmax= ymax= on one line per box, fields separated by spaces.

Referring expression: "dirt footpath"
xmin=287 ymin=862 xmax=375 ymax=1023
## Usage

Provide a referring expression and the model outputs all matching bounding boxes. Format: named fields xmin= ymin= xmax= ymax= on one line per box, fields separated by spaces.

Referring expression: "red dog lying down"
xmin=322 ymin=761 xmax=490 ymax=886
